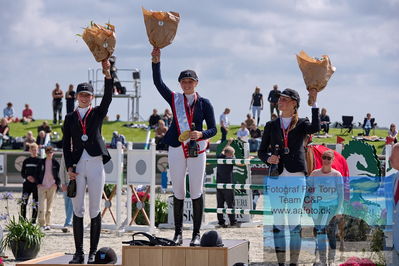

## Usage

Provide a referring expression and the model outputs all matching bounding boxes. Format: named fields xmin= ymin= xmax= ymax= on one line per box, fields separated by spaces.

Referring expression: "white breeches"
xmin=168 ymin=143 xmax=206 ymax=200
xmin=72 ymin=156 xmax=105 ymax=218
xmin=266 ymin=168 xmax=306 ymax=231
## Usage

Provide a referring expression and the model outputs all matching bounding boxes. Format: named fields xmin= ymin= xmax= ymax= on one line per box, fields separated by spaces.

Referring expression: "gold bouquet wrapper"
xmin=296 ymin=50 xmax=336 ymax=106
xmin=142 ymin=7 xmax=180 ymax=49
xmin=82 ymin=22 xmax=116 ymax=62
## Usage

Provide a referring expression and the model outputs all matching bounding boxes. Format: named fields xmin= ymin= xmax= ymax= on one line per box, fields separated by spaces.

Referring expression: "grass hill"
xmin=5 ymin=120 xmax=387 ymax=154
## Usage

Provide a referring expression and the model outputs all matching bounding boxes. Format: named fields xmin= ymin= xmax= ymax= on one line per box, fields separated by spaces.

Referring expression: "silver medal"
xmin=284 ymin=147 xmax=290 ymax=154
xmin=81 ymin=134 xmax=88 ymax=142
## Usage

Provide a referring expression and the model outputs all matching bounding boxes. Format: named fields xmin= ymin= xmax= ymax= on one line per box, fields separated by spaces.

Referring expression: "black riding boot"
xmin=273 ymin=225 xmax=286 ymax=266
xmin=69 ymin=215 xmax=84 ymax=264
xmin=87 ymin=213 xmax=102 ymax=264
xmin=173 ymin=196 xmax=184 ymax=245
xmin=289 ymin=225 xmax=302 ymax=266
xmin=190 ymin=195 xmax=203 ymax=246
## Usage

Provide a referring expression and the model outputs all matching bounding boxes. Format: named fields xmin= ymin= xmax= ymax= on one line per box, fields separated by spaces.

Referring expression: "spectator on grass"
xmin=320 ymin=108 xmax=331 ymax=134
xmin=388 ymin=123 xmax=398 ymax=144
xmin=162 ymin=108 xmax=172 ymax=127
xmin=267 ymin=84 xmax=280 ymax=120
xmin=0 ymin=118 xmax=10 ymax=148
xmin=149 ymin=109 xmax=161 ymax=129
xmin=155 ymin=120 xmax=168 ymax=150
xmin=244 ymin=114 xmax=256 ymax=129
xmin=37 ymin=121 xmax=52 ymax=134
xmin=21 ymin=104 xmax=34 ymax=123
xmin=3 ymin=102 xmax=18 ymax=123
xmin=24 ymin=131 xmax=36 ymax=151
xmin=115 ymin=114 xmax=121 ymax=122
xmin=52 ymin=83 xmax=63 ymax=124
xmin=250 ymin=86 xmax=264 ymax=125
xmin=237 ymin=122 xmax=250 ymax=142
xmin=36 ymin=130 xmax=49 ymax=149
xmin=220 ymin=108 xmax=230 ymax=143
xmin=362 ymin=113 xmax=375 ymax=136
xmin=65 ymin=84 xmax=76 ymax=114
xmin=249 ymin=123 xmax=262 ymax=152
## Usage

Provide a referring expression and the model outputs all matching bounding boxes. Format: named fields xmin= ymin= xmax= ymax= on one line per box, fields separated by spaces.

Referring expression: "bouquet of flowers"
xmin=296 ymin=50 xmax=336 ymax=106
xmin=81 ymin=22 xmax=116 ymax=62
xmin=142 ymin=7 xmax=180 ymax=48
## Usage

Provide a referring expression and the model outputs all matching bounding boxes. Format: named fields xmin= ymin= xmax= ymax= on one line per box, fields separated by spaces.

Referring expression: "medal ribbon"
xmin=76 ymin=107 xmax=93 ymax=136
xmin=183 ymin=93 xmax=198 ymax=126
xmin=280 ymin=118 xmax=290 ymax=152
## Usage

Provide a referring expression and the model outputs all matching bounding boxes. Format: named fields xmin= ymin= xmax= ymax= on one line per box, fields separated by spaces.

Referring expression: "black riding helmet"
xmin=200 ymin=230 xmax=224 ymax=247
xmin=279 ymin=88 xmax=300 ymax=108
xmin=94 ymin=247 xmax=117 ymax=264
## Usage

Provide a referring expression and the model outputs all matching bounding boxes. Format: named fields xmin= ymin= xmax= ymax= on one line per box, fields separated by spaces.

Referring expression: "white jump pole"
xmin=149 ymin=140 xmax=156 ymax=232
xmin=116 ymin=141 xmax=123 ymax=229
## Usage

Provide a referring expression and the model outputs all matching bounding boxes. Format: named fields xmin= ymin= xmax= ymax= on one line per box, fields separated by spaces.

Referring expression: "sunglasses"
xmin=322 ymin=155 xmax=333 ymax=161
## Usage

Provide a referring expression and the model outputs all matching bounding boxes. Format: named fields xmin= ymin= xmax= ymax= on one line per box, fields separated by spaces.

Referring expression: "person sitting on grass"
xmin=23 ymin=131 xmax=36 ymax=151
xmin=0 ymin=118 xmax=10 ymax=148
xmin=21 ymin=104 xmax=34 ymax=123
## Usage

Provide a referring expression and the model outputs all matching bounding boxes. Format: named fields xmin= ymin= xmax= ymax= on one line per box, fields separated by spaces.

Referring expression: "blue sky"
xmin=0 ymin=0 xmax=398 ymax=128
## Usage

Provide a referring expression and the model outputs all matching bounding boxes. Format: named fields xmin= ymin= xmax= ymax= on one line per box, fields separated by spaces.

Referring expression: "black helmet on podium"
xmin=200 ymin=230 xmax=224 ymax=247
xmin=94 ymin=247 xmax=117 ymax=264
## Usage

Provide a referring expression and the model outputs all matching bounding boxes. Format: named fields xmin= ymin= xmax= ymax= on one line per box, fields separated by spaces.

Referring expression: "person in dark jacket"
xmin=216 ymin=146 xmax=237 ymax=227
xmin=62 ymin=59 xmax=112 ymax=264
xmin=258 ymin=88 xmax=320 ymax=266
xmin=362 ymin=113 xmax=375 ymax=136
xmin=20 ymin=143 xmax=40 ymax=223
xmin=36 ymin=146 xmax=60 ymax=230
xmin=151 ymin=47 xmax=217 ymax=246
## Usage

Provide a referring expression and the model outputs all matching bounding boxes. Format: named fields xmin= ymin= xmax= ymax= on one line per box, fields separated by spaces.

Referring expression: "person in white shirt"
xmin=237 ymin=122 xmax=250 ymax=142
xmin=220 ymin=108 xmax=230 ymax=142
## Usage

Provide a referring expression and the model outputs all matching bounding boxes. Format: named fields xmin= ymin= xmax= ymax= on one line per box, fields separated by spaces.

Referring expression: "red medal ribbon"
xmin=76 ymin=107 xmax=93 ymax=136
xmin=183 ymin=93 xmax=198 ymax=126
xmin=280 ymin=118 xmax=290 ymax=151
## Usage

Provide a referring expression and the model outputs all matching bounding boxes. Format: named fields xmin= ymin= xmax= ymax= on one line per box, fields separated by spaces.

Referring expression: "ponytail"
xmin=289 ymin=106 xmax=299 ymax=131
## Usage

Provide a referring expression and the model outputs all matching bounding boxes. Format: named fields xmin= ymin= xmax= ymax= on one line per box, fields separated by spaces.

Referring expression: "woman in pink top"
xmin=22 ymin=104 xmax=34 ymax=123
xmin=308 ymin=149 xmax=344 ymax=265
xmin=36 ymin=146 xmax=60 ymax=230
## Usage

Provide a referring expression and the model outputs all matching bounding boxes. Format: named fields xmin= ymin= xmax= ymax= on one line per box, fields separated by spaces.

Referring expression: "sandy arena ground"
xmin=0 ymin=190 xmax=393 ymax=265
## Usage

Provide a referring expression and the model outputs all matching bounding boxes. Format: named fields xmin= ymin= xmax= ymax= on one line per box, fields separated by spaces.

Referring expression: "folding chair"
xmin=338 ymin=116 xmax=354 ymax=135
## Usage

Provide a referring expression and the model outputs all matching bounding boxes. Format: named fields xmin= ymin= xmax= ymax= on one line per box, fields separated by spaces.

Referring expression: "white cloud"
xmin=10 ymin=0 xmax=79 ymax=50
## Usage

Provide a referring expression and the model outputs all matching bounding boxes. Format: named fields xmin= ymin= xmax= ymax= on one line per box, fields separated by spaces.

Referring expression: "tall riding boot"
xmin=190 ymin=195 xmax=203 ymax=246
xmin=87 ymin=213 xmax=102 ymax=264
xmin=289 ymin=225 xmax=302 ymax=266
xmin=20 ymin=203 xmax=27 ymax=220
xmin=69 ymin=215 xmax=84 ymax=264
xmin=273 ymin=225 xmax=286 ymax=266
xmin=31 ymin=206 xmax=38 ymax=224
xmin=173 ymin=196 xmax=184 ymax=245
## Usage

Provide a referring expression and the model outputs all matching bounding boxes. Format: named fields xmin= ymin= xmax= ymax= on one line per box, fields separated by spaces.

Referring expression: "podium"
xmin=122 ymin=239 xmax=248 ymax=266
xmin=16 ymin=240 xmax=249 ymax=266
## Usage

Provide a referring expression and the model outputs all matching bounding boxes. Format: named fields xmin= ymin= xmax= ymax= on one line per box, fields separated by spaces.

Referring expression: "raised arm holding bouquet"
xmin=296 ymin=50 xmax=336 ymax=106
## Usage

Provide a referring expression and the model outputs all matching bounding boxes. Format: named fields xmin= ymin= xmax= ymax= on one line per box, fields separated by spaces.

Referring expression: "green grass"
xmin=6 ymin=121 xmax=387 ymax=154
